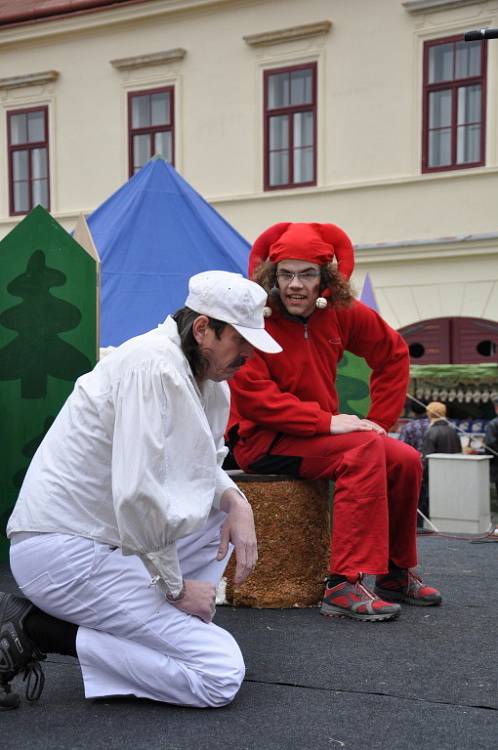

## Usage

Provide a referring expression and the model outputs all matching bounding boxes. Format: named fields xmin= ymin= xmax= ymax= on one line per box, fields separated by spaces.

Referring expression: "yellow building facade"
xmin=0 ymin=0 xmax=497 ymax=342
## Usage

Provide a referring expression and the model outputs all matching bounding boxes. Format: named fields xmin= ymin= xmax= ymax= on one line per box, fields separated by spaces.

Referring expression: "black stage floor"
xmin=1 ymin=535 xmax=497 ymax=750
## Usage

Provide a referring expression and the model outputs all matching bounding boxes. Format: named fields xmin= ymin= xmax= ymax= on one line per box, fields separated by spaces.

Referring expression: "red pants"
xmin=235 ymin=432 xmax=421 ymax=579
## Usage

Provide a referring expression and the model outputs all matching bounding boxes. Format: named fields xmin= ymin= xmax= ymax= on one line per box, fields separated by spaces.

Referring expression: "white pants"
xmin=9 ymin=509 xmax=244 ymax=708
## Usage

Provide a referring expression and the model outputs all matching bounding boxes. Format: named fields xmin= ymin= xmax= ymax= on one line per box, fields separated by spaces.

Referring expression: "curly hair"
xmin=171 ymin=307 xmax=227 ymax=379
xmin=251 ymin=260 xmax=355 ymax=312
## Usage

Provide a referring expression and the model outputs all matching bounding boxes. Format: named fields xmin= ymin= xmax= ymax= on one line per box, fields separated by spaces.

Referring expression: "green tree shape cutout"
xmin=336 ymin=352 xmax=370 ymax=416
xmin=0 ymin=415 xmax=56 ymax=537
xmin=0 ymin=250 xmax=91 ymax=398
xmin=12 ymin=415 xmax=56 ymax=490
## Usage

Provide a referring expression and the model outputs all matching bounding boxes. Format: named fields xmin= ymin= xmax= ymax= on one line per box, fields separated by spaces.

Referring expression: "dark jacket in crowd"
xmin=422 ymin=420 xmax=462 ymax=456
xmin=484 ymin=416 xmax=498 ymax=483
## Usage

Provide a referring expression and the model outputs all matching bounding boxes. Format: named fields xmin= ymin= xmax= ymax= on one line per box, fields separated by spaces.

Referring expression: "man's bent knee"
xmin=195 ymin=634 xmax=245 ymax=708
xmin=202 ymin=657 xmax=245 ymax=708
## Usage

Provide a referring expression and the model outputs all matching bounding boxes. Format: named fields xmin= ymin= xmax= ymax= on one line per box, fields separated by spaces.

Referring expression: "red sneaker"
xmin=320 ymin=576 xmax=401 ymax=622
xmin=374 ymin=569 xmax=442 ymax=606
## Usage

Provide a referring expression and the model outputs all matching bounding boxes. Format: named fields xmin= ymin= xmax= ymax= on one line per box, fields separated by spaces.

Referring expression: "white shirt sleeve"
xmin=111 ymin=362 xmax=215 ymax=598
xmin=205 ymin=381 xmax=249 ymax=509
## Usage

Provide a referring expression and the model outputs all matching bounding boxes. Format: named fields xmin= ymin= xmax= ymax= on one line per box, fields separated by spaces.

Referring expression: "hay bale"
xmin=224 ymin=473 xmax=331 ymax=608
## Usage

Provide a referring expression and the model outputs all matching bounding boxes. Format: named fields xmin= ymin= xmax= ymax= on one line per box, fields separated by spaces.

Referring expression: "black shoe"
xmin=0 ymin=592 xmax=46 ymax=709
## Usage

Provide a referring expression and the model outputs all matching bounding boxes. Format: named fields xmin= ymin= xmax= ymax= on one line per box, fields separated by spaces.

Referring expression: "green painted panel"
xmin=410 ymin=363 xmax=498 ymax=381
xmin=336 ymin=351 xmax=371 ymax=417
xmin=0 ymin=206 xmax=98 ymax=561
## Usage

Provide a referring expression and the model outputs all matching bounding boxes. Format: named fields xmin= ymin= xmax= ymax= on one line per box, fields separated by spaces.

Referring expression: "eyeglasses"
xmin=275 ymin=270 xmax=321 ymax=284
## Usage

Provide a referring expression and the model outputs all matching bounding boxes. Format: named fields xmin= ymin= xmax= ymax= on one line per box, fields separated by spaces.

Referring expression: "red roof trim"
xmin=0 ymin=0 xmax=151 ymax=28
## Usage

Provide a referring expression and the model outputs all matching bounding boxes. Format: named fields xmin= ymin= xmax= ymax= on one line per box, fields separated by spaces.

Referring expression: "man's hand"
xmin=170 ymin=579 xmax=216 ymax=623
xmin=359 ymin=418 xmax=386 ymax=435
xmin=330 ymin=414 xmax=386 ymax=435
xmin=218 ymin=488 xmax=258 ymax=585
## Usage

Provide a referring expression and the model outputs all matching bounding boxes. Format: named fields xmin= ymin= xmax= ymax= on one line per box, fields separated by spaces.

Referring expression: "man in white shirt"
xmin=0 ymin=270 xmax=281 ymax=710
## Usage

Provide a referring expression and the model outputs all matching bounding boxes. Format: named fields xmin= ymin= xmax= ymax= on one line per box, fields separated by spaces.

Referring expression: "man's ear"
xmin=192 ymin=315 xmax=210 ymax=344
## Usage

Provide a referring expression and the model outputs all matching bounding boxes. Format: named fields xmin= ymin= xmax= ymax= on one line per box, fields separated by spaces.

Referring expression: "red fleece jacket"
xmin=228 ymin=299 xmax=409 ymax=465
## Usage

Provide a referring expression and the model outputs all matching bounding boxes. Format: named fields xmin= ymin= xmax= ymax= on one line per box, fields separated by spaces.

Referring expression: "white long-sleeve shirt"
xmin=8 ymin=316 xmax=240 ymax=597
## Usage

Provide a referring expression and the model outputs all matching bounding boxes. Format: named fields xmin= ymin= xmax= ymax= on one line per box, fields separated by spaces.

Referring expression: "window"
xmin=8 ymin=107 xmax=50 ymax=215
xmin=264 ymin=63 xmax=317 ymax=190
xmin=128 ymin=87 xmax=174 ymax=175
xmin=422 ymin=36 xmax=486 ymax=172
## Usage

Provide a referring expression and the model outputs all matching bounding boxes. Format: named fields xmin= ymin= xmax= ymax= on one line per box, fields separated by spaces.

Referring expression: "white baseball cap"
xmin=186 ymin=270 xmax=282 ymax=354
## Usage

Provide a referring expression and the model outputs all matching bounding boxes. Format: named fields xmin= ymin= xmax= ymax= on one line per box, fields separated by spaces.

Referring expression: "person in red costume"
xmin=228 ymin=222 xmax=442 ymax=622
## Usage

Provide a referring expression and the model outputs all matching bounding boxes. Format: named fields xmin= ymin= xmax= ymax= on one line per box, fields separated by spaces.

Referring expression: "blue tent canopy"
xmin=87 ymin=158 xmax=250 ymax=346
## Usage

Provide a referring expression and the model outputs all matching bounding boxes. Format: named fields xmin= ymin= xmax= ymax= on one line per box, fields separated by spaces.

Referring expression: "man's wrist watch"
xmin=165 ymin=580 xmax=186 ymax=602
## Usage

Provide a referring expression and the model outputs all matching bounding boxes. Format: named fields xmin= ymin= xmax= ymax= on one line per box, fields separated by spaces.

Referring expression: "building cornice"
xmin=356 ymin=231 xmax=498 ymax=251
xmin=354 ymin=233 xmax=498 ymax=265
xmin=0 ymin=70 xmax=59 ymax=90
xmin=243 ymin=20 xmax=332 ymax=47
xmin=402 ymin=0 xmax=486 ymax=14
xmin=209 ymin=163 xmax=498 ymax=204
xmin=110 ymin=48 xmax=186 ymax=70
xmin=0 ymin=0 xmax=240 ymax=47
xmin=1 ymin=215 xmax=495 ymax=267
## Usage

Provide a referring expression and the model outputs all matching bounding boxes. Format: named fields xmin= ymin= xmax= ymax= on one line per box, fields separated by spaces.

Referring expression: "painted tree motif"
xmin=0 ymin=250 xmax=91 ymax=398
xmin=336 ymin=352 xmax=371 ymax=417
xmin=0 ymin=206 xmax=99 ymax=563
xmin=12 ymin=415 xmax=55 ymax=490
xmin=0 ymin=415 xmax=56 ymax=537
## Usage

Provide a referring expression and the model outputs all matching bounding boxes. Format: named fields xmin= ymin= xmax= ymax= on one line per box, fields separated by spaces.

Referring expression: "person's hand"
xmin=330 ymin=414 xmax=374 ymax=434
xmin=218 ymin=489 xmax=258 ymax=585
xmin=170 ymin=579 xmax=216 ymax=623
xmin=358 ymin=419 xmax=386 ymax=435
xmin=330 ymin=414 xmax=385 ymax=435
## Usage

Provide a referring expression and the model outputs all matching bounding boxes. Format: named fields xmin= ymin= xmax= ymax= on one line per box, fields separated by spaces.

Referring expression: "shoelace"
xmin=325 ymin=575 xmax=380 ymax=601
xmin=354 ymin=579 xmax=378 ymax=601
xmin=0 ymin=633 xmax=46 ymax=706
xmin=22 ymin=647 xmax=46 ymax=702
xmin=405 ymin=570 xmax=424 ymax=592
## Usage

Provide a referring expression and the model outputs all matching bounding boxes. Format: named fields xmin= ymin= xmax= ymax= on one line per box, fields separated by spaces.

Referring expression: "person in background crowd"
xmin=420 ymin=401 xmax=462 ymax=526
xmin=399 ymin=402 xmax=430 ymax=528
xmin=399 ymin=402 xmax=430 ymax=454
xmin=484 ymin=397 xmax=498 ymax=499
xmin=422 ymin=402 xmax=462 ymax=456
